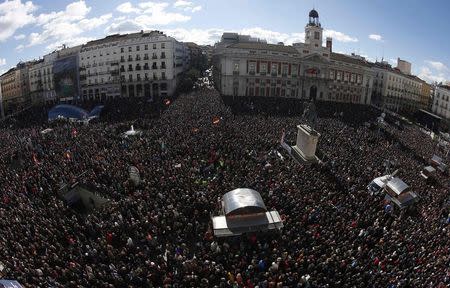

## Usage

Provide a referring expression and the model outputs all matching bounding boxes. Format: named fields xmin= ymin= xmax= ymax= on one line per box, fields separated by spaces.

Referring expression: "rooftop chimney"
xmin=326 ymin=37 xmax=332 ymax=52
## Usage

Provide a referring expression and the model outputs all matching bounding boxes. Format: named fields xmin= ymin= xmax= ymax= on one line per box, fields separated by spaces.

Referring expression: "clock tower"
xmin=305 ymin=9 xmax=323 ymax=48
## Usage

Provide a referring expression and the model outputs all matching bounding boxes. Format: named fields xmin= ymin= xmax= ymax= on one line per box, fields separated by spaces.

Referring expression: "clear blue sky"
xmin=0 ymin=0 xmax=449 ymax=83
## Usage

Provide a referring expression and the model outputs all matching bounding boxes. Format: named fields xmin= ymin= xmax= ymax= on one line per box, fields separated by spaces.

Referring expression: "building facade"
xmin=79 ymin=35 xmax=121 ymax=101
xmin=29 ymin=52 xmax=58 ymax=104
xmin=213 ymin=10 xmax=374 ymax=105
xmin=118 ymin=31 xmax=189 ymax=100
xmin=79 ymin=31 xmax=189 ymax=101
xmin=432 ymin=85 xmax=450 ymax=119
xmin=371 ymin=60 xmax=423 ymax=114
xmin=419 ymin=81 xmax=432 ymax=111
xmin=0 ymin=62 xmax=33 ymax=115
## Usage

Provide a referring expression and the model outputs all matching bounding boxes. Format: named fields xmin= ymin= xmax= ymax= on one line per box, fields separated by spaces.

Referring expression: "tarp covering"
xmin=48 ymin=105 xmax=104 ymax=121
xmin=0 ymin=280 xmax=23 ymax=288
xmin=48 ymin=104 xmax=88 ymax=121
xmin=88 ymin=105 xmax=104 ymax=118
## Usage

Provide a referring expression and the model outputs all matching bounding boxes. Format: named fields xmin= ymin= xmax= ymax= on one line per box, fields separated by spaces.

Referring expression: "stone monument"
xmin=292 ymin=125 xmax=320 ymax=162
xmin=292 ymin=101 xmax=320 ymax=163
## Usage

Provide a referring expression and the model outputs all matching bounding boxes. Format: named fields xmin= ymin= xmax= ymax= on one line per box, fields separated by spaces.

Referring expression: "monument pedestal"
xmin=291 ymin=124 xmax=320 ymax=163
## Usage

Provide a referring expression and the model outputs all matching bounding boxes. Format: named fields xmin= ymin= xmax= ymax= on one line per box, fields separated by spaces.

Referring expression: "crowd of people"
xmin=0 ymin=89 xmax=449 ymax=287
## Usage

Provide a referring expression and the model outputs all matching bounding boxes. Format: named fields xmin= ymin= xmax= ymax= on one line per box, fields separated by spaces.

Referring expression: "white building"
xmin=79 ymin=35 xmax=121 ymax=100
xmin=432 ymin=85 xmax=450 ymax=119
xmin=213 ymin=9 xmax=374 ymax=105
xmin=118 ymin=30 xmax=189 ymax=100
xmin=371 ymin=60 xmax=423 ymax=113
xmin=79 ymin=30 xmax=189 ymax=101
xmin=29 ymin=52 xmax=57 ymax=104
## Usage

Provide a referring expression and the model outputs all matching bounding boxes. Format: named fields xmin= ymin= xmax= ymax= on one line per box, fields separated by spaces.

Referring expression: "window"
xmin=121 ymin=48 xmax=124 ymax=53
xmin=314 ymin=32 xmax=320 ymax=40
xmin=329 ymin=70 xmax=335 ymax=79
xmin=249 ymin=63 xmax=255 ymax=74
xmin=128 ymin=47 xmax=132 ymax=52
xmin=161 ymin=52 xmax=166 ymax=59
xmin=351 ymin=74 xmax=356 ymax=82
xmin=136 ymin=45 xmax=140 ymax=51
xmin=234 ymin=63 xmax=239 ymax=71
xmin=129 ymin=75 xmax=133 ymax=81
xmin=344 ymin=72 xmax=349 ymax=82
xmin=271 ymin=63 xmax=277 ymax=74
xmin=161 ymin=43 xmax=165 ymax=49
xmin=162 ymin=72 xmax=166 ymax=79
xmin=144 ymin=44 xmax=148 ymax=50
xmin=153 ymin=44 xmax=157 ymax=49
xmin=291 ymin=65 xmax=297 ymax=76
xmin=260 ymin=63 xmax=267 ymax=73
xmin=337 ymin=71 xmax=342 ymax=80
xmin=282 ymin=65 xmax=288 ymax=75
xmin=137 ymin=74 xmax=141 ymax=81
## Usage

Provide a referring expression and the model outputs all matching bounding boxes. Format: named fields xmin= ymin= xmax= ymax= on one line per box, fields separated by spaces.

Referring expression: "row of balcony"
xmin=121 ymin=65 xmax=166 ymax=72
xmin=120 ymin=76 xmax=167 ymax=82
xmin=120 ymin=55 xmax=166 ymax=62
xmin=80 ymin=76 xmax=167 ymax=83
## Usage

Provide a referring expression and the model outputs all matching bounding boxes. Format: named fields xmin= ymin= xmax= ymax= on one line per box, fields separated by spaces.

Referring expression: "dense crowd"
xmin=0 ymin=90 xmax=449 ymax=287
